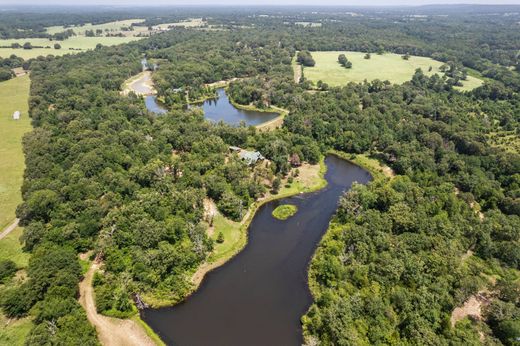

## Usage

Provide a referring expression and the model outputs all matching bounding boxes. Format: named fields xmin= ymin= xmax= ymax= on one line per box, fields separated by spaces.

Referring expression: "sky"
xmin=2 ymin=0 xmax=520 ymax=6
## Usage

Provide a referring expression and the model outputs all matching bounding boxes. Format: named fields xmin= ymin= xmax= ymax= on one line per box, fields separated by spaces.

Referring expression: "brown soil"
xmin=79 ymin=263 xmax=156 ymax=346
xmin=203 ymin=198 xmax=218 ymax=236
xmin=451 ymin=291 xmax=492 ymax=327
xmin=294 ymin=64 xmax=302 ymax=83
xmin=255 ymin=115 xmax=284 ymax=132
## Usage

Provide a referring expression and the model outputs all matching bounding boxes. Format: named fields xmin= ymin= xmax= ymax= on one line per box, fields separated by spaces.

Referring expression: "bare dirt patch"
xmin=79 ymin=262 xmax=156 ymax=346
xmin=451 ymin=291 xmax=492 ymax=327
xmin=122 ymin=71 xmax=156 ymax=96
xmin=203 ymin=198 xmax=218 ymax=236
xmin=294 ymin=63 xmax=302 ymax=83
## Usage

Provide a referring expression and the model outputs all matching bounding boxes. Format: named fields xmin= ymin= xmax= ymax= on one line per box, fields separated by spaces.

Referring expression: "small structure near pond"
xmin=229 ymin=146 xmax=265 ymax=165
xmin=12 ymin=111 xmax=20 ymax=120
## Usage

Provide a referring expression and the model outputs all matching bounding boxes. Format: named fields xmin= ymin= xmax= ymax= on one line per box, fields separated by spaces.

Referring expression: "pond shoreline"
xmin=142 ymin=155 xmax=372 ymax=345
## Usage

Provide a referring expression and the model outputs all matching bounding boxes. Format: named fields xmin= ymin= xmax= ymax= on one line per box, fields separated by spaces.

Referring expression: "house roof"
xmin=239 ymin=151 xmax=264 ymax=165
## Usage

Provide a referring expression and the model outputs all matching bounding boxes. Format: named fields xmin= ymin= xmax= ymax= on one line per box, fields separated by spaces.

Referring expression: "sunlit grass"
xmin=0 ymin=75 xmax=30 ymax=230
xmin=0 ymin=36 xmax=142 ymax=59
xmin=299 ymin=51 xmax=482 ymax=91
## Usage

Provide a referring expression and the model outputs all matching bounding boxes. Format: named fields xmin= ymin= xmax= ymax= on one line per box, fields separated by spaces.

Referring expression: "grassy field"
xmin=0 ymin=36 xmax=142 ymax=59
xmin=0 ymin=227 xmax=30 ymax=268
xmin=0 ymin=75 xmax=31 ymax=230
xmin=298 ymin=51 xmax=483 ymax=91
xmin=152 ymin=18 xmax=206 ymax=30
xmin=0 ymin=313 xmax=32 ymax=346
xmin=45 ymin=19 xmax=145 ymax=35
xmin=0 ymin=76 xmax=31 ymax=343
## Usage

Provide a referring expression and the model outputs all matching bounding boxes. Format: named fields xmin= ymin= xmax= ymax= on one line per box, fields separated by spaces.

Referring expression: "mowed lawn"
xmin=0 ymin=36 xmax=142 ymax=59
xmin=0 ymin=75 xmax=30 ymax=231
xmin=300 ymin=51 xmax=483 ymax=91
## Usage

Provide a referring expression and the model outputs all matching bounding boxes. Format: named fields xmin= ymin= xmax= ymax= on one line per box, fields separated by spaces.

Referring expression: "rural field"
xmin=152 ymin=18 xmax=207 ymax=30
xmin=0 ymin=75 xmax=30 ymax=230
xmin=0 ymin=36 xmax=142 ymax=59
xmin=0 ymin=75 xmax=32 ymax=346
xmin=299 ymin=51 xmax=483 ymax=91
xmin=45 ymin=18 xmax=146 ymax=35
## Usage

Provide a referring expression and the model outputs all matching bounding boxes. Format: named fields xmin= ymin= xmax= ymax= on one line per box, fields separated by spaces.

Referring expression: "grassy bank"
xmin=208 ymin=156 xmax=327 ymax=264
xmin=143 ymin=156 xmax=327 ymax=308
xmin=327 ymin=150 xmax=395 ymax=181
xmin=132 ymin=315 xmax=167 ymax=346
xmin=226 ymin=89 xmax=289 ymax=131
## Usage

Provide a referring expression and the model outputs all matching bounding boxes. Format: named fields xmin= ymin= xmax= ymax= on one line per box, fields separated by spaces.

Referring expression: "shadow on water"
xmin=142 ymin=155 xmax=372 ymax=346
xmin=201 ymin=88 xmax=279 ymax=126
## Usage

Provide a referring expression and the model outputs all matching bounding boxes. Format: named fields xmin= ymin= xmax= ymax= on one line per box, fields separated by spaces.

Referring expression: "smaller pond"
xmin=145 ymin=96 xmax=168 ymax=115
xmin=201 ymin=88 xmax=279 ymax=126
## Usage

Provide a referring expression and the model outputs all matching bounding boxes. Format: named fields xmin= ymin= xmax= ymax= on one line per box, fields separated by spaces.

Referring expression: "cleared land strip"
xmin=79 ymin=263 xmax=156 ymax=346
xmin=0 ymin=218 xmax=19 ymax=241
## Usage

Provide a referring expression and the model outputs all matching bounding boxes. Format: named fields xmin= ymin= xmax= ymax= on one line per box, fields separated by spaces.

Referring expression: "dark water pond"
xmin=145 ymin=96 xmax=168 ymax=114
xmin=142 ymin=155 xmax=371 ymax=346
xmin=201 ymin=88 xmax=279 ymax=126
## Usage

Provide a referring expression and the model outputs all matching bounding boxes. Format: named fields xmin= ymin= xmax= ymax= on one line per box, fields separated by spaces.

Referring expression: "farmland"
xmin=0 ymin=75 xmax=30 ymax=230
xmin=45 ymin=18 xmax=146 ymax=36
xmin=299 ymin=51 xmax=483 ymax=91
xmin=0 ymin=36 xmax=141 ymax=59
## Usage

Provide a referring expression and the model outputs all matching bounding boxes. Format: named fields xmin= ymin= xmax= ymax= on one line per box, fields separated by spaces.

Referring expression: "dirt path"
xmin=203 ymin=198 xmax=218 ymax=236
xmin=294 ymin=63 xmax=302 ymax=83
xmin=451 ymin=291 xmax=491 ymax=327
xmin=79 ymin=263 xmax=156 ymax=346
xmin=0 ymin=218 xmax=19 ymax=240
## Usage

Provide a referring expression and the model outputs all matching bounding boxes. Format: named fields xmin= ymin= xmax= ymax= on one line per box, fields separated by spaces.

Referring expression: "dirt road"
xmin=294 ymin=64 xmax=302 ymax=83
xmin=0 ymin=218 xmax=19 ymax=240
xmin=79 ymin=263 xmax=157 ymax=346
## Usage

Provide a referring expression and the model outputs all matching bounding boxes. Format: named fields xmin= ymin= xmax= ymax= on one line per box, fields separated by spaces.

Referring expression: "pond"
xmin=141 ymin=155 xmax=372 ymax=346
xmin=200 ymin=88 xmax=280 ymax=126
xmin=145 ymin=96 xmax=167 ymax=115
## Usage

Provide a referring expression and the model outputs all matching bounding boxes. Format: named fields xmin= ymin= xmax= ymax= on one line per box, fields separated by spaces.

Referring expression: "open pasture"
xmin=0 ymin=36 xmax=142 ymax=59
xmin=299 ymin=51 xmax=483 ymax=91
xmin=0 ymin=75 xmax=30 ymax=230
xmin=45 ymin=18 xmax=146 ymax=36
xmin=152 ymin=18 xmax=207 ymax=30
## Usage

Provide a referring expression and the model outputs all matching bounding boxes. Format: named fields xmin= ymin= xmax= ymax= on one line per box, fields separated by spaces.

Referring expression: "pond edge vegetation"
xmin=272 ymin=204 xmax=298 ymax=220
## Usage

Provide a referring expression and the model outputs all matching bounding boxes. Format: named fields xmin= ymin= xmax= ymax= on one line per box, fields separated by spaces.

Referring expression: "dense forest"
xmin=0 ymin=6 xmax=518 ymax=345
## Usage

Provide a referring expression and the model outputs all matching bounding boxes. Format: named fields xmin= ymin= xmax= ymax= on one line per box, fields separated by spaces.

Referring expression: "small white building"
xmin=13 ymin=111 xmax=20 ymax=120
